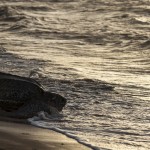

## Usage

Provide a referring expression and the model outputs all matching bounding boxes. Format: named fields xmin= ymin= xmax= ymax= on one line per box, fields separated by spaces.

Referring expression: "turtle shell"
xmin=0 ymin=72 xmax=44 ymax=112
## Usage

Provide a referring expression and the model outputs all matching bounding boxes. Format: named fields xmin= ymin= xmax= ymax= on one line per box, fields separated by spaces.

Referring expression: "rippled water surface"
xmin=0 ymin=0 xmax=150 ymax=150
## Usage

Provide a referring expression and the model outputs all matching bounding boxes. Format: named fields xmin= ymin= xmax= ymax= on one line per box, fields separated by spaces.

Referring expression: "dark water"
xmin=0 ymin=1 xmax=150 ymax=149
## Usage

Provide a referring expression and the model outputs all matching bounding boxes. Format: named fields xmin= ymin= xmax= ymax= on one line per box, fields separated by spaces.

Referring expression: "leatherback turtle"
xmin=0 ymin=72 xmax=67 ymax=118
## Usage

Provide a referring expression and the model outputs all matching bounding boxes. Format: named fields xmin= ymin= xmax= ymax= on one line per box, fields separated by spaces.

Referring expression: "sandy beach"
xmin=0 ymin=120 xmax=91 ymax=150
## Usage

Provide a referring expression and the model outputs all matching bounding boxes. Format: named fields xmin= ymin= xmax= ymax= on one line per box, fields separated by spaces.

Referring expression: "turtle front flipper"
xmin=0 ymin=101 xmax=52 ymax=119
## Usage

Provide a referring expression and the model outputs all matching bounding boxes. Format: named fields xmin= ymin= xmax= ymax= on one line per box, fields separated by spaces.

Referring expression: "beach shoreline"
xmin=0 ymin=119 xmax=91 ymax=150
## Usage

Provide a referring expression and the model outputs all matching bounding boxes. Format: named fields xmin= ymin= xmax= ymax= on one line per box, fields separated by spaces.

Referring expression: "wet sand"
xmin=0 ymin=120 xmax=91 ymax=150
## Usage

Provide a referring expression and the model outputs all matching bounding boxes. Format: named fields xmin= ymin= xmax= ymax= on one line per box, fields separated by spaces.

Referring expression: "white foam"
xmin=27 ymin=111 xmax=100 ymax=150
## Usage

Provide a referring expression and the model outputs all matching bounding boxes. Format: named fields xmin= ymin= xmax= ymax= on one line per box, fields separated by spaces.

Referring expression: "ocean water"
xmin=0 ymin=0 xmax=150 ymax=150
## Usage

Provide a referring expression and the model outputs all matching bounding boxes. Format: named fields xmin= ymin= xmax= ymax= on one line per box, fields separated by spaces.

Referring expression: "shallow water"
xmin=0 ymin=0 xmax=150 ymax=150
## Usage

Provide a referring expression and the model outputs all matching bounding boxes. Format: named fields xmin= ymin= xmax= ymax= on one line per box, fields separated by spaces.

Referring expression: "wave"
xmin=0 ymin=6 xmax=40 ymax=32
xmin=140 ymin=40 xmax=150 ymax=48
xmin=0 ymin=6 xmax=26 ymax=21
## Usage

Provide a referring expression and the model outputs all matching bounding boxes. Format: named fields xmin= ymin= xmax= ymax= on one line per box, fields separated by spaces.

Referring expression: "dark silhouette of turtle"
xmin=0 ymin=72 xmax=67 ymax=118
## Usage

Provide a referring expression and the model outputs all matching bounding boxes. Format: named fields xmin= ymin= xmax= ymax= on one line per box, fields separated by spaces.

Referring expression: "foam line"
xmin=28 ymin=114 xmax=101 ymax=150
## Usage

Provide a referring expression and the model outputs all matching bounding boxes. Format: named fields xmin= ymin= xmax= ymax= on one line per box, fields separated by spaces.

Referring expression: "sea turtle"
xmin=0 ymin=72 xmax=67 ymax=119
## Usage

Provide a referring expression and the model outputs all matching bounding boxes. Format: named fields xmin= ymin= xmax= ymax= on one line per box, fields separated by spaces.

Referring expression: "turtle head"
xmin=44 ymin=91 xmax=67 ymax=111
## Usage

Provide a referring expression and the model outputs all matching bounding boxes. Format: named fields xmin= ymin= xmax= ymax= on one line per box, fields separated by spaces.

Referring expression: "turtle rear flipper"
xmin=0 ymin=100 xmax=58 ymax=119
xmin=0 ymin=99 xmax=24 ymax=112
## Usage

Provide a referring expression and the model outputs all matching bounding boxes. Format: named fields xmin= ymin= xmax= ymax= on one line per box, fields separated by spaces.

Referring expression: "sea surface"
xmin=0 ymin=0 xmax=150 ymax=150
